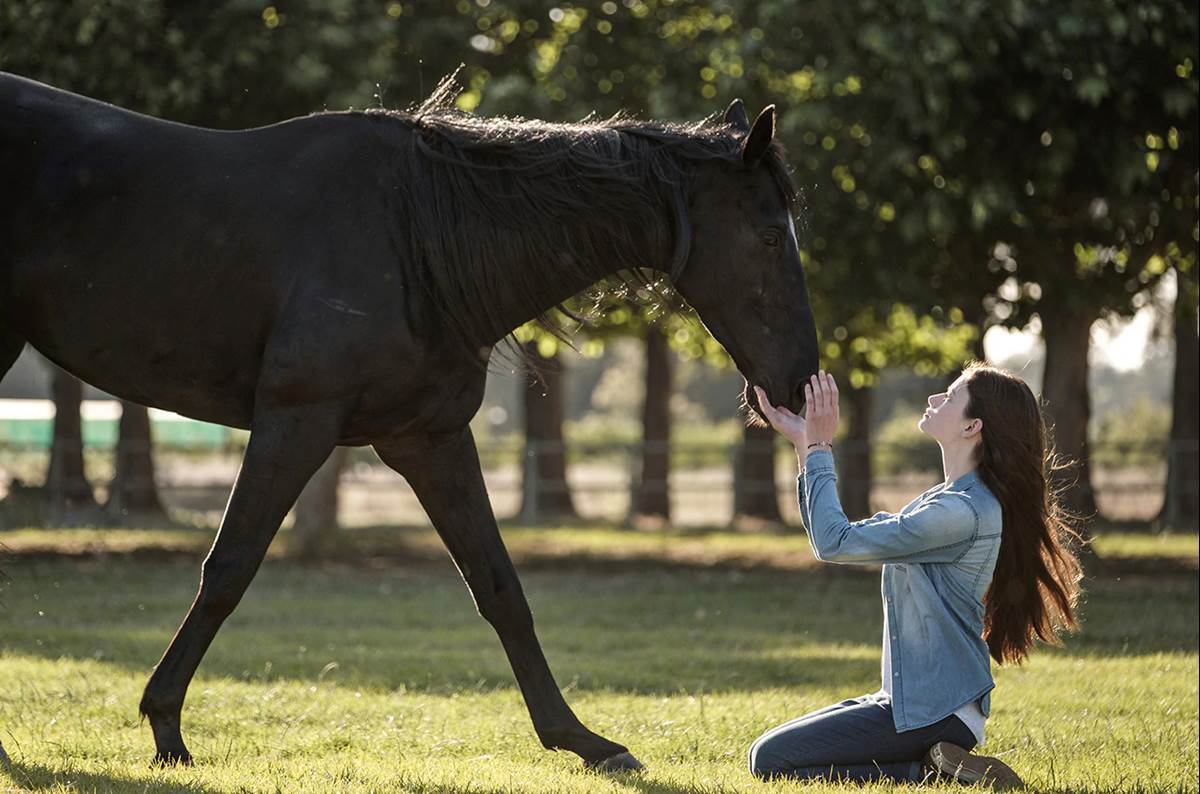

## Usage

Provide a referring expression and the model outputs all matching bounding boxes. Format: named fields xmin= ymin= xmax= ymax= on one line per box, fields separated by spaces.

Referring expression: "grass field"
xmin=0 ymin=526 xmax=1196 ymax=793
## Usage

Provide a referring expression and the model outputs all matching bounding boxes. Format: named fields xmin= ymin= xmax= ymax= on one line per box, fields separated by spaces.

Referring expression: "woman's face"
xmin=918 ymin=374 xmax=979 ymax=444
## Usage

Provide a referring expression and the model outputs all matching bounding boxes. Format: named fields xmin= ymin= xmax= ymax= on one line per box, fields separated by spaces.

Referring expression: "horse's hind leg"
xmin=139 ymin=400 xmax=345 ymax=764
xmin=376 ymin=429 xmax=642 ymax=771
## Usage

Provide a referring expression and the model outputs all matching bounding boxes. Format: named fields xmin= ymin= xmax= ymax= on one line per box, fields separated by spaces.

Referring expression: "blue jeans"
xmin=748 ymin=694 xmax=978 ymax=783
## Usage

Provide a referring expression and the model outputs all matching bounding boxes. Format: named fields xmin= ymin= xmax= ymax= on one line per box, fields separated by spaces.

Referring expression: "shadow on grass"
xmin=1 ymin=555 xmax=889 ymax=694
xmin=3 ymin=521 xmax=1195 ymax=578
xmin=0 ymin=758 xmax=215 ymax=794
xmin=0 ymin=550 xmax=1195 ymax=696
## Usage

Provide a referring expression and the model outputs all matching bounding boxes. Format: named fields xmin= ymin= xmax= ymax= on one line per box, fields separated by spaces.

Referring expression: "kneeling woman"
xmin=750 ymin=364 xmax=1083 ymax=789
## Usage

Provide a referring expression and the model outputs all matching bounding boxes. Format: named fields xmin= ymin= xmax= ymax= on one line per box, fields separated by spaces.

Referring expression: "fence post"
xmin=626 ymin=440 xmax=641 ymax=524
xmin=521 ymin=439 xmax=539 ymax=524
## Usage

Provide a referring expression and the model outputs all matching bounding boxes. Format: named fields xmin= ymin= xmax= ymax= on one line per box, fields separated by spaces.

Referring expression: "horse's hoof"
xmin=588 ymin=751 xmax=644 ymax=773
xmin=153 ymin=749 xmax=192 ymax=767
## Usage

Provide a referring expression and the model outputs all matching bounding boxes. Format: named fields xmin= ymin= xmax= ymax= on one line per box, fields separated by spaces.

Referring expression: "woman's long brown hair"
xmin=962 ymin=362 xmax=1085 ymax=664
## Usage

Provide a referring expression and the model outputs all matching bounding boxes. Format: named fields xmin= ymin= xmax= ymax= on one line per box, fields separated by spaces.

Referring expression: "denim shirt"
xmin=797 ymin=449 xmax=1003 ymax=733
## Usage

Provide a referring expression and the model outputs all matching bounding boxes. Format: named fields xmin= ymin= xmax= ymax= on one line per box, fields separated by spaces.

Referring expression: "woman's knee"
xmin=747 ymin=733 xmax=794 ymax=779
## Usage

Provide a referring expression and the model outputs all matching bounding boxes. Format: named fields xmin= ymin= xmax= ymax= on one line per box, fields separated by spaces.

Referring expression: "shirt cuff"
xmin=803 ymin=448 xmax=836 ymax=475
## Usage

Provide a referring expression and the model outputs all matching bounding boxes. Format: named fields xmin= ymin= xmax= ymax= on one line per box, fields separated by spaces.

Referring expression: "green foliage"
xmin=2 ymin=0 xmax=1195 ymax=379
xmin=0 ymin=0 xmax=404 ymax=125
xmin=819 ymin=304 xmax=978 ymax=388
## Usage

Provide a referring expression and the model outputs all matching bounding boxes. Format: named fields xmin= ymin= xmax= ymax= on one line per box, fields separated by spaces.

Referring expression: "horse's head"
xmin=674 ymin=100 xmax=820 ymax=424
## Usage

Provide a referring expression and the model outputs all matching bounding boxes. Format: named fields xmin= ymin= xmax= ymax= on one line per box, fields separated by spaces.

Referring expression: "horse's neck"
xmin=397 ymin=125 xmax=685 ymax=347
xmin=482 ymin=216 xmax=672 ymax=345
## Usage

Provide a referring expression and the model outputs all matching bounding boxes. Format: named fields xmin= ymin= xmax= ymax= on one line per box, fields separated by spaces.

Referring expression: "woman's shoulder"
xmin=938 ymin=475 xmax=1002 ymax=536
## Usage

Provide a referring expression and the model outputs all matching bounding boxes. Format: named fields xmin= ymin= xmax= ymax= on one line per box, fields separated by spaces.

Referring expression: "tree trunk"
xmin=46 ymin=367 xmax=96 ymax=519
xmin=633 ymin=324 xmax=671 ymax=521
xmin=1039 ymin=303 xmax=1100 ymax=520
xmin=964 ymin=298 xmax=990 ymax=364
xmin=838 ymin=383 xmax=874 ymax=520
xmin=106 ymin=401 xmax=164 ymax=517
xmin=732 ymin=422 xmax=782 ymax=526
xmin=519 ymin=341 xmax=577 ymax=522
xmin=292 ymin=446 xmax=349 ymax=559
xmin=1160 ymin=268 xmax=1199 ymax=530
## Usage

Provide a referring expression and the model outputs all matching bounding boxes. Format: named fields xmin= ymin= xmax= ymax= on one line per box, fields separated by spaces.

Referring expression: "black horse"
xmin=0 ymin=72 xmax=819 ymax=771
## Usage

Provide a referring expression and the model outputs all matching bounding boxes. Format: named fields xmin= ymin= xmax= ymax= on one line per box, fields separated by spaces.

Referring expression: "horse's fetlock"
xmin=536 ymin=722 xmax=574 ymax=751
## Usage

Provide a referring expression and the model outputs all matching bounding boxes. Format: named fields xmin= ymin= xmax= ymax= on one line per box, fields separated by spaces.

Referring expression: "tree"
xmin=558 ymin=293 xmax=679 ymax=526
xmin=518 ymin=338 xmax=578 ymax=522
xmin=731 ymin=424 xmax=783 ymax=526
xmin=106 ymin=402 xmax=164 ymax=517
xmin=291 ymin=447 xmax=349 ymax=559
xmin=632 ymin=322 xmax=672 ymax=522
xmin=1161 ymin=259 xmax=1199 ymax=529
xmin=45 ymin=368 xmax=96 ymax=522
xmin=750 ymin=0 xmax=1197 ymax=522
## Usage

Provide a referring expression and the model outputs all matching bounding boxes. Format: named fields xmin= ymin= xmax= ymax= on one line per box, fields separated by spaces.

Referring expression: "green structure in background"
xmin=0 ymin=414 xmax=233 ymax=450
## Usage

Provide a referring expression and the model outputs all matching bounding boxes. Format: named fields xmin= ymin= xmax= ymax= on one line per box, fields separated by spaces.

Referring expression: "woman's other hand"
xmin=806 ymin=371 xmax=839 ymax=446
xmin=753 ymin=385 xmax=808 ymax=449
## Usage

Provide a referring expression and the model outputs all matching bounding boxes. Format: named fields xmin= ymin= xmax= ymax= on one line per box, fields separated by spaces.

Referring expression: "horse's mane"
xmin=365 ymin=77 xmax=797 ymax=368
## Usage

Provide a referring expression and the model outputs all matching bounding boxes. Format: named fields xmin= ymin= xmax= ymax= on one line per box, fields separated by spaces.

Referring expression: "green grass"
xmin=0 ymin=527 xmax=1196 ymax=793
xmin=1089 ymin=531 xmax=1199 ymax=561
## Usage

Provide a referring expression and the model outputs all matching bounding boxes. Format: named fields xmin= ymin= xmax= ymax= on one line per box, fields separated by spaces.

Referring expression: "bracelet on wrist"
xmin=806 ymin=441 xmax=832 ymax=450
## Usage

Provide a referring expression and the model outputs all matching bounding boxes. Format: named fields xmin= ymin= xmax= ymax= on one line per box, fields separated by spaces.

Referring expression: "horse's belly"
xmin=26 ymin=315 xmax=259 ymax=428
xmin=11 ymin=245 xmax=267 ymax=427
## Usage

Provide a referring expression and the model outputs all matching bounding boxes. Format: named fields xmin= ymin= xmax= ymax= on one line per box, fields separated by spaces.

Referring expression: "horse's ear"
xmin=723 ymin=98 xmax=750 ymax=132
xmin=741 ymin=105 xmax=776 ymax=167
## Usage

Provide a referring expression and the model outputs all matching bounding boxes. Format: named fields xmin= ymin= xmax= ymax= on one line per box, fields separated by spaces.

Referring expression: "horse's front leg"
xmin=140 ymin=399 xmax=347 ymax=764
xmin=375 ymin=429 xmax=643 ymax=771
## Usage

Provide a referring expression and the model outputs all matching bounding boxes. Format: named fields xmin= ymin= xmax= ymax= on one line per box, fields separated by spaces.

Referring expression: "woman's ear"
xmin=963 ymin=418 xmax=983 ymax=439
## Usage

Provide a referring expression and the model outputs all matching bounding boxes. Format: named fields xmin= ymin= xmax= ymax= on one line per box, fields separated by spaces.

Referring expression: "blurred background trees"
xmin=1 ymin=0 xmax=1195 ymax=536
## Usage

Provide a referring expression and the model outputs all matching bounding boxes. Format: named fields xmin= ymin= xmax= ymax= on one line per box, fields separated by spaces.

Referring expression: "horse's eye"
xmin=761 ymin=228 xmax=783 ymax=248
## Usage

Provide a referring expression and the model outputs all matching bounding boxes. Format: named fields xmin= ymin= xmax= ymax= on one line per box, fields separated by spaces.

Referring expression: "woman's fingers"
xmin=757 ymin=385 xmax=802 ymax=423
xmin=753 ymin=386 xmax=780 ymax=425
xmin=753 ymin=386 xmax=772 ymax=413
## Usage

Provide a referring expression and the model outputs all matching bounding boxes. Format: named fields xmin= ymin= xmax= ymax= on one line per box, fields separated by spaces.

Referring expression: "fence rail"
xmin=2 ymin=437 xmax=1193 ymax=528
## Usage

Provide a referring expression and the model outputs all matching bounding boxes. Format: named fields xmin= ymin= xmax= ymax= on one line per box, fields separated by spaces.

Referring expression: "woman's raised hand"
xmin=805 ymin=371 xmax=839 ymax=447
xmin=753 ymin=385 xmax=807 ymax=449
